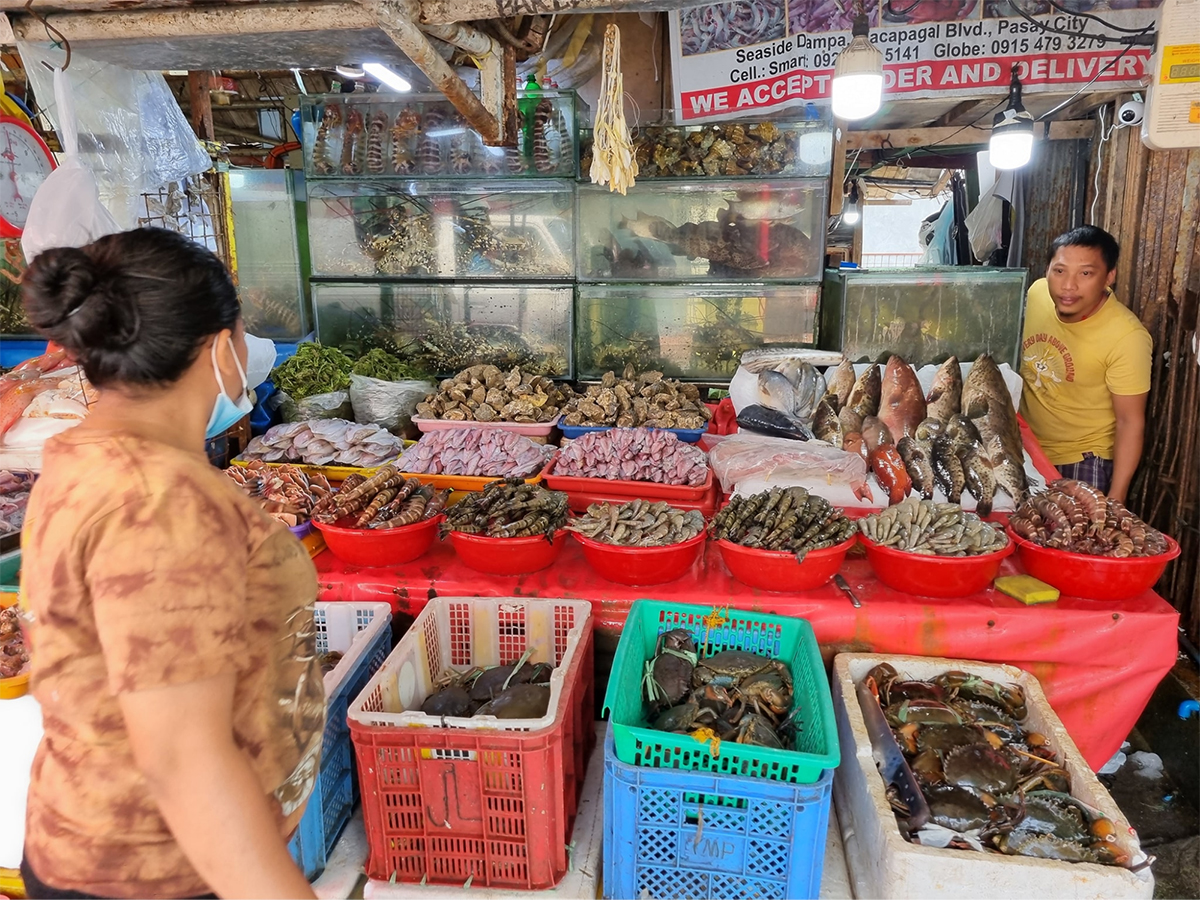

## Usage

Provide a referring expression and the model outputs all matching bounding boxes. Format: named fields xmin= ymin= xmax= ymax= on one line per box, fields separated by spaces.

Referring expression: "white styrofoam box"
xmin=313 ymin=601 xmax=392 ymax=698
xmin=832 ymin=653 xmax=1153 ymax=900
xmin=349 ymin=596 xmax=591 ymax=732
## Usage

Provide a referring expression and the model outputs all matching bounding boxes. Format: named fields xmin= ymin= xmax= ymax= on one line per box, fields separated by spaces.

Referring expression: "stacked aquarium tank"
xmin=819 ymin=267 xmax=1028 ymax=368
xmin=575 ymin=105 xmax=833 ymax=380
xmin=299 ymin=91 xmax=578 ymax=376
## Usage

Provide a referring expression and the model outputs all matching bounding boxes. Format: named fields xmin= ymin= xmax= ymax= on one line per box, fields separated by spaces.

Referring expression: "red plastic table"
xmin=313 ymin=423 xmax=1181 ymax=770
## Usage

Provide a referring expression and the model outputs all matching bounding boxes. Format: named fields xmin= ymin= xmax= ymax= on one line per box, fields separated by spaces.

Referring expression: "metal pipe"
xmin=214 ymin=125 xmax=282 ymax=145
xmin=368 ymin=0 xmax=501 ymax=143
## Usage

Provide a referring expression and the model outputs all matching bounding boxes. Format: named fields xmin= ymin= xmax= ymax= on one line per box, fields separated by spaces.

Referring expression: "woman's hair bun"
xmin=20 ymin=229 xmax=239 ymax=389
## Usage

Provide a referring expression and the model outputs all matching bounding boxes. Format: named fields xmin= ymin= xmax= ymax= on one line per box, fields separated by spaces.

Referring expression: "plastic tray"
xmin=572 ymin=531 xmax=706 ymax=586
xmin=315 ymin=515 xmax=443 ymax=568
xmin=449 ymin=529 xmax=567 ymax=576
xmin=229 ymin=457 xmax=395 ymax=483
xmin=603 ymin=600 xmax=839 ymax=785
xmin=400 ymin=461 xmax=549 ymax=493
xmin=717 ymin=535 xmax=856 ymax=592
xmin=603 ymin=729 xmax=832 ymax=900
xmin=543 ymin=457 xmax=713 ymax=502
xmin=348 ymin=596 xmax=595 ymax=890
xmin=289 ymin=520 xmax=314 ymax=539
xmin=559 ymin=423 xmax=707 ymax=443
xmin=0 ymin=867 xmax=24 ymax=899
xmin=832 ymin=653 xmax=1152 ymax=899
xmin=413 ymin=416 xmax=560 ymax=443
xmin=288 ymin=601 xmax=393 ymax=881
xmin=859 ymin=534 xmax=1014 ymax=598
xmin=1006 ymin=528 xmax=1180 ymax=602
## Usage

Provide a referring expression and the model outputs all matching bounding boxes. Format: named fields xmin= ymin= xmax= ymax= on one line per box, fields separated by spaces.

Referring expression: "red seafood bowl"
xmin=1006 ymin=527 xmax=1181 ymax=602
xmin=859 ymin=535 xmax=1015 ymax=599
xmin=450 ymin=530 xmax=567 ymax=575
xmin=718 ymin=535 xmax=857 ymax=592
xmin=314 ymin=515 xmax=442 ymax=567
xmin=572 ymin=531 xmax=706 ymax=586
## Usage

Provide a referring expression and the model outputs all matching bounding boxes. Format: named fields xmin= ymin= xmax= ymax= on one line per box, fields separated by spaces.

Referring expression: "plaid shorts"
xmin=1056 ymin=453 xmax=1113 ymax=493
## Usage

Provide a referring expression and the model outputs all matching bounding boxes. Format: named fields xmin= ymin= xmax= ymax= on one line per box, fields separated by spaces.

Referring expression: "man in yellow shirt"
xmin=1020 ymin=225 xmax=1152 ymax=502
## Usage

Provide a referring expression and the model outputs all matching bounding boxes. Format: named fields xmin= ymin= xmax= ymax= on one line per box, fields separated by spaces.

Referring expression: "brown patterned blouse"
xmin=20 ymin=428 xmax=325 ymax=898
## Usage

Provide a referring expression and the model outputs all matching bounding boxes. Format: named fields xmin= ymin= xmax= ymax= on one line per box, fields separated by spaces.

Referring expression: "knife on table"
xmin=834 ymin=574 xmax=862 ymax=608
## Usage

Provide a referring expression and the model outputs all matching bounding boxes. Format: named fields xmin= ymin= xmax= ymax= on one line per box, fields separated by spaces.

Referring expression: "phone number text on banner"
xmin=670 ymin=1 xmax=1162 ymax=123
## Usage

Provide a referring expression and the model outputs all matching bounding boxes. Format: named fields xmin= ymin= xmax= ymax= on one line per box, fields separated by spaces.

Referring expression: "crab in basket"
xmin=861 ymin=662 xmax=1130 ymax=866
xmin=642 ymin=631 xmax=797 ymax=750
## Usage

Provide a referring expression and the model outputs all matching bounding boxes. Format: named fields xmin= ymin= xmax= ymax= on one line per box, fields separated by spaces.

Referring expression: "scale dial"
xmin=0 ymin=116 xmax=56 ymax=238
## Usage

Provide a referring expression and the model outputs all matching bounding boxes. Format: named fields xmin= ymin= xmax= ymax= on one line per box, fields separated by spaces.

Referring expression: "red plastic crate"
xmin=348 ymin=605 xmax=595 ymax=890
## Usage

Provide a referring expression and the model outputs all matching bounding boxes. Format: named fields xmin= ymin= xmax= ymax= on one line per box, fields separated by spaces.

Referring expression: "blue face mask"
xmin=205 ymin=336 xmax=253 ymax=439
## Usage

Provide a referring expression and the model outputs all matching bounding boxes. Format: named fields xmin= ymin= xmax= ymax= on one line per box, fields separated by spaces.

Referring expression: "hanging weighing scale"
xmin=0 ymin=114 xmax=56 ymax=238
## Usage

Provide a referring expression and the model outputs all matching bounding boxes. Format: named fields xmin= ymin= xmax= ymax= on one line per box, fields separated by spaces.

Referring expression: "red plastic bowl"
xmin=718 ymin=535 xmax=857 ymax=592
xmin=1006 ymin=528 xmax=1180 ymax=601
xmin=450 ymin=530 xmax=567 ymax=575
xmin=571 ymin=531 xmax=706 ymax=586
xmin=859 ymin=534 xmax=1015 ymax=598
xmin=314 ymin=515 xmax=442 ymax=567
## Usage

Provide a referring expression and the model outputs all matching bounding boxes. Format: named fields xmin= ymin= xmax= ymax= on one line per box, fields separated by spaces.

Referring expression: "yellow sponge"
xmin=994 ymin=575 xmax=1060 ymax=604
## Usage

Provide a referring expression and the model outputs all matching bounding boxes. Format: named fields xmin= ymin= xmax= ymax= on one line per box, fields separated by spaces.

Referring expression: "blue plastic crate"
xmin=290 ymin=602 xmax=392 ymax=881
xmin=603 ymin=729 xmax=832 ymax=900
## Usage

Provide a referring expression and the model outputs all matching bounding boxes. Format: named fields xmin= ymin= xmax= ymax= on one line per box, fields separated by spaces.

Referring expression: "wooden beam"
xmin=934 ymin=99 xmax=991 ymax=127
xmin=845 ymin=120 xmax=1092 ymax=150
xmin=187 ymin=70 xmax=214 ymax=141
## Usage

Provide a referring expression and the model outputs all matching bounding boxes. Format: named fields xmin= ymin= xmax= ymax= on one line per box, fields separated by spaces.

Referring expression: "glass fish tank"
xmin=306 ymin=179 xmax=575 ymax=280
xmin=228 ymin=170 xmax=312 ymax=341
xmin=580 ymin=107 xmax=834 ymax=179
xmin=577 ymin=179 xmax=827 ymax=282
xmin=575 ymin=283 xmax=820 ymax=381
xmin=298 ymin=91 xmax=578 ymax=180
xmin=819 ymin=267 xmax=1028 ymax=368
xmin=312 ymin=281 xmax=572 ymax=377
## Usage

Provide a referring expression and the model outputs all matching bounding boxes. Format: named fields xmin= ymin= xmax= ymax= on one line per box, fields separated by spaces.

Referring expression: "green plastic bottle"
xmin=518 ymin=73 xmax=541 ymax=160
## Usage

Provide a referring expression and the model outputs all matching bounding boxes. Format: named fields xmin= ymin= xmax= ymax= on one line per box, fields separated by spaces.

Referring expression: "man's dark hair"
xmin=1049 ymin=225 xmax=1120 ymax=272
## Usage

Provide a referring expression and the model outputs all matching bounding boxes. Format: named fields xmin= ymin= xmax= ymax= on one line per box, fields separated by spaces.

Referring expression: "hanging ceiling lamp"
xmin=363 ymin=62 xmax=412 ymax=93
xmin=990 ymin=66 xmax=1035 ymax=170
xmin=842 ymin=180 xmax=861 ymax=226
xmin=831 ymin=15 xmax=884 ymax=121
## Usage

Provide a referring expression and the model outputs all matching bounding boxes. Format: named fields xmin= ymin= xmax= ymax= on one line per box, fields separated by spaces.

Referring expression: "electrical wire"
xmin=1040 ymin=0 xmax=1151 ymax=34
xmin=1007 ymin=0 xmax=1155 ymax=44
xmin=1034 ymin=34 xmax=1148 ymax=121
xmin=1090 ymin=102 xmax=1117 ymax=225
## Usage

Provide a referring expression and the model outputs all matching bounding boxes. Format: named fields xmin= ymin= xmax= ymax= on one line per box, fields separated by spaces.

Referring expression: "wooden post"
xmin=188 ymin=70 xmax=215 ymax=142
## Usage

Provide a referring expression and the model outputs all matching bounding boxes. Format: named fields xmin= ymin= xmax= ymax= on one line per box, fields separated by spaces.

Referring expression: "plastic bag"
xmin=17 ymin=43 xmax=211 ymax=228
xmin=277 ymin=390 xmax=353 ymax=423
xmin=21 ymin=67 xmax=121 ymax=261
xmin=965 ymin=189 xmax=1005 ymax=263
xmin=349 ymin=374 xmax=435 ymax=433
xmin=707 ymin=433 xmax=870 ymax=499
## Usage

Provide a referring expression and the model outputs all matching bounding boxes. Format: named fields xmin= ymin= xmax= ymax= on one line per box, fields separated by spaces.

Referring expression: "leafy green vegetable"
xmin=270 ymin=343 xmax=353 ymax=400
xmin=351 ymin=349 xmax=427 ymax=381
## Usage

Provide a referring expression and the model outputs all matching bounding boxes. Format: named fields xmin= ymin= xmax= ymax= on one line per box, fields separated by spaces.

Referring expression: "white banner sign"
xmin=669 ymin=0 xmax=1163 ymax=123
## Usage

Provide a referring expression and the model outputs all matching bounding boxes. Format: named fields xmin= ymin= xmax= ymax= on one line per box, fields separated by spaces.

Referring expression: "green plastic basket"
xmin=602 ymin=599 xmax=839 ymax=785
xmin=0 ymin=549 xmax=19 ymax=601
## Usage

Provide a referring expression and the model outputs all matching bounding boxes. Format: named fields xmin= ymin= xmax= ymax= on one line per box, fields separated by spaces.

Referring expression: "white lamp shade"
xmin=832 ymin=34 xmax=884 ymax=121
xmin=831 ymin=73 xmax=883 ymax=120
xmin=989 ymin=129 xmax=1034 ymax=169
xmin=842 ymin=204 xmax=861 ymax=225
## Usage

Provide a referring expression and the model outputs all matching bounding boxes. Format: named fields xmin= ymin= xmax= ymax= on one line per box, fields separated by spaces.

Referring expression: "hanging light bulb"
xmin=842 ymin=181 xmax=861 ymax=226
xmin=832 ymin=15 xmax=884 ymax=121
xmin=990 ymin=66 xmax=1035 ymax=170
xmin=334 ymin=65 xmax=365 ymax=79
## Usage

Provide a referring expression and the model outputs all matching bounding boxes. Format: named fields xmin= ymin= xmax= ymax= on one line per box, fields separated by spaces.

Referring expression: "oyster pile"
xmin=566 ymin=501 xmax=706 ymax=546
xmin=553 ymin=428 xmax=709 ymax=486
xmin=583 ymin=121 xmax=799 ymax=178
xmin=562 ymin=368 xmax=711 ymax=430
xmin=416 ymin=365 xmax=571 ymax=424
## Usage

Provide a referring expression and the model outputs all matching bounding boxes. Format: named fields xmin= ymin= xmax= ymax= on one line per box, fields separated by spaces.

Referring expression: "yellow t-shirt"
xmin=1019 ymin=278 xmax=1151 ymax=465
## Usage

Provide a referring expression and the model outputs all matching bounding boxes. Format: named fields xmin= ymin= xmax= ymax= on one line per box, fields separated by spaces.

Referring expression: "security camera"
xmin=1118 ymin=100 xmax=1144 ymax=126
